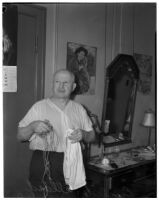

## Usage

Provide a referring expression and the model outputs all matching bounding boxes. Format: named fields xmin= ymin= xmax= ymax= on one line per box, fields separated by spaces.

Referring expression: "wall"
xmin=104 ymin=3 xmax=156 ymax=152
xmin=133 ymin=3 xmax=156 ymax=146
xmin=43 ymin=3 xmax=106 ymax=119
xmin=57 ymin=3 xmax=106 ymax=120
xmin=43 ymin=3 xmax=156 ymax=155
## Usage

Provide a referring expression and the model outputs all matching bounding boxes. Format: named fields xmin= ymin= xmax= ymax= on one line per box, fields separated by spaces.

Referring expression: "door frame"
xmin=16 ymin=3 xmax=46 ymax=101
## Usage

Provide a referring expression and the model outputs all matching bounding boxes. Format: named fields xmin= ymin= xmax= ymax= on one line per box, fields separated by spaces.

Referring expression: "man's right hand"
xmin=30 ymin=120 xmax=52 ymax=135
xmin=17 ymin=120 xmax=53 ymax=142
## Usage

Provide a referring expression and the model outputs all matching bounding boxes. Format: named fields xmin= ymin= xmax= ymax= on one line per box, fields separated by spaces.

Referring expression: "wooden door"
xmin=3 ymin=4 xmax=46 ymax=197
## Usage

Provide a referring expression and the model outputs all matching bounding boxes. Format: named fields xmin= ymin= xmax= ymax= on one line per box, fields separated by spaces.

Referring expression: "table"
xmin=86 ymin=147 xmax=156 ymax=197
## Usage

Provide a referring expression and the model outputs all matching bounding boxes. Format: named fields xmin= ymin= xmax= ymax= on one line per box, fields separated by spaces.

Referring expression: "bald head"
xmin=52 ymin=69 xmax=76 ymax=99
xmin=53 ymin=69 xmax=75 ymax=83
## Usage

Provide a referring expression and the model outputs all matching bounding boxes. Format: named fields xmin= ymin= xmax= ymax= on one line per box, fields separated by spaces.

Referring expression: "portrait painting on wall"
xmin=3 ymin=4 xmax=18 ymax=92
xmin=3 ymin=4 xmax=18 ymax=66
xmin=67 ymin=42 xmax=97 ymax=95
xmin=134 ymin=53 xmax=153 ymax=95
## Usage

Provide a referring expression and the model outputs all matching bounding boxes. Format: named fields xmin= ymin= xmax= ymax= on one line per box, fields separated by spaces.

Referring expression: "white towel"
xmin=62 ymin=114 xmax=86 ymax=190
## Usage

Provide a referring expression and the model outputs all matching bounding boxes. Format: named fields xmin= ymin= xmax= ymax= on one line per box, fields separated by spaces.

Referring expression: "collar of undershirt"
xmin=46 ymin=98 xmax=71 ymax=113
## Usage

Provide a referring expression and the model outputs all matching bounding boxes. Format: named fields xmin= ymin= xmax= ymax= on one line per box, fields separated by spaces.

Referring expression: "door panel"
xmin=3 ymin=5 xmax=46 ymax=197
xmin=17 ymin=12 xmax=37 ymax=119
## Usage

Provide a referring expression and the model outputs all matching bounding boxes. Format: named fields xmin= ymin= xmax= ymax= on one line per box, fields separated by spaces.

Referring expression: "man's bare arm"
xmin=17 ymin=120 xmax=52 ymax=142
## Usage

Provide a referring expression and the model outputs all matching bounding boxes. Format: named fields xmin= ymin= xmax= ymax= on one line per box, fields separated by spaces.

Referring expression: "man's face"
xmin=53 ymin=71 xmax=76 ymax=99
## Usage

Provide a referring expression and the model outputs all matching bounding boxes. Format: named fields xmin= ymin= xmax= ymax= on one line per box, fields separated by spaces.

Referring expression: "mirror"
xmin=101 ymin=54 xmax=139 ymax=147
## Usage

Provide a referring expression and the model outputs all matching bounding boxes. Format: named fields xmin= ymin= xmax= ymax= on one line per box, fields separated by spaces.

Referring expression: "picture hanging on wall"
xmin=67 ymin=42 xmax=97 ymax=95
xmin=3 ymin=4 xmax=18 ymax=66
xmin=134 ymin=53 xmax=153 ymax=95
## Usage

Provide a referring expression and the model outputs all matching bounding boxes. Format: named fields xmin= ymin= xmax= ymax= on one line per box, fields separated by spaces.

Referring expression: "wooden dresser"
xmin=86 ymin=147 xmax=156 ymax=197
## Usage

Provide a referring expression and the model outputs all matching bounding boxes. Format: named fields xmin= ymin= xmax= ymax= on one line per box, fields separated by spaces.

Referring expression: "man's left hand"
xmin=68 ymin=129 xmax=83 ymax=143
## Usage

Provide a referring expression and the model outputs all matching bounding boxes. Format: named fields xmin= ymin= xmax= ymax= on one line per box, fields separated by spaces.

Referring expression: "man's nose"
xmin=59 ymin=82 xmax=65 ymax=88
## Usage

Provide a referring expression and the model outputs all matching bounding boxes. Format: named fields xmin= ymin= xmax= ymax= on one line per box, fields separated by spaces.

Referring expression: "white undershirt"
xmin=18 ymin=98 xmax=93 ymax=152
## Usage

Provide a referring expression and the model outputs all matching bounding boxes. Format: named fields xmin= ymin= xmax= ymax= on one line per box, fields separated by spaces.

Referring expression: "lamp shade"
xmin=141 ymin=109 xmax=155 ymax=127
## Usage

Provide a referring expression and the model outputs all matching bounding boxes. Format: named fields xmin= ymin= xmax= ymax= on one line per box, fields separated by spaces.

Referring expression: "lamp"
xmin=141 ymin=109 xmax=155 ymax=146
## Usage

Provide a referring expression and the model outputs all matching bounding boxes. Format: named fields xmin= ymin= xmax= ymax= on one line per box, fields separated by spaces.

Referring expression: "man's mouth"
xmin=58 ymin=89 xmax=65 ymax=93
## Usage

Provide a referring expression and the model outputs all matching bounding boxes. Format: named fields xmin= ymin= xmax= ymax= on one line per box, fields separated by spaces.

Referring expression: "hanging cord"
xmin=41 ymin=120 xmax=60 ymax=197
xmin=41 ymin=121 xmax=53 ymax=197
xmin=41 ymin=134 xmax=50 ymax=197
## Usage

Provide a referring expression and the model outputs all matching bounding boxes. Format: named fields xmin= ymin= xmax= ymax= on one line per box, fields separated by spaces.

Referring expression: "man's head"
xmin=52 ymin=69 xmax=76 ymax=99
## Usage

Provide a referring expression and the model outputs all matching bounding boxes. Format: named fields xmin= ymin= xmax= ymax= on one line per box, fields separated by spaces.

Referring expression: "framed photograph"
xmin=67 ymin=42 xmax=97 ymax=95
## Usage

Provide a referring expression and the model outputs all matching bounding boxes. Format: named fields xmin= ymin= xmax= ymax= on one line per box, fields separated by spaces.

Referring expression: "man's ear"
xmin=72 ymin=83 xmax=76 ymax=91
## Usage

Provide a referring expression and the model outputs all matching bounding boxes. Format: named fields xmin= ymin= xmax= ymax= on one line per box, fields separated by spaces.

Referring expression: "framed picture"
xmin=3 ymin=4 xmax=18 ymax=66
xmin=134 ymin=53 xmax=153 ymax=95
xmin=67 ymin=42 xmax=97 ymax=95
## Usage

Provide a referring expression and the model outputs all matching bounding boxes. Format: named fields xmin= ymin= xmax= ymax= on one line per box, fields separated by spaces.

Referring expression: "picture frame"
xmin=134 ymin=53 xmax=153 ymax=95
xmin=67 ymin=42 xmax=97 ymax=95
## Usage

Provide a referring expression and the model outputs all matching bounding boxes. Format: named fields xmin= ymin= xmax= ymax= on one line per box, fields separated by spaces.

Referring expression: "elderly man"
xmin=17 ymin=69 xmax=95 ymax=197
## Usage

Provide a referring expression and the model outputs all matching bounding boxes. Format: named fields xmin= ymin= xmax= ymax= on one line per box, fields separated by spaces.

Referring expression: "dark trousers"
xmin=29 ymin=150 xmax=76 ymax=198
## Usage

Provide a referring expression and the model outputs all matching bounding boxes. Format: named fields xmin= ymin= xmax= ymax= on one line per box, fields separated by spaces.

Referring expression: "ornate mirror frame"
xmin=101 ymin=54 xmax=139 ymax=147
